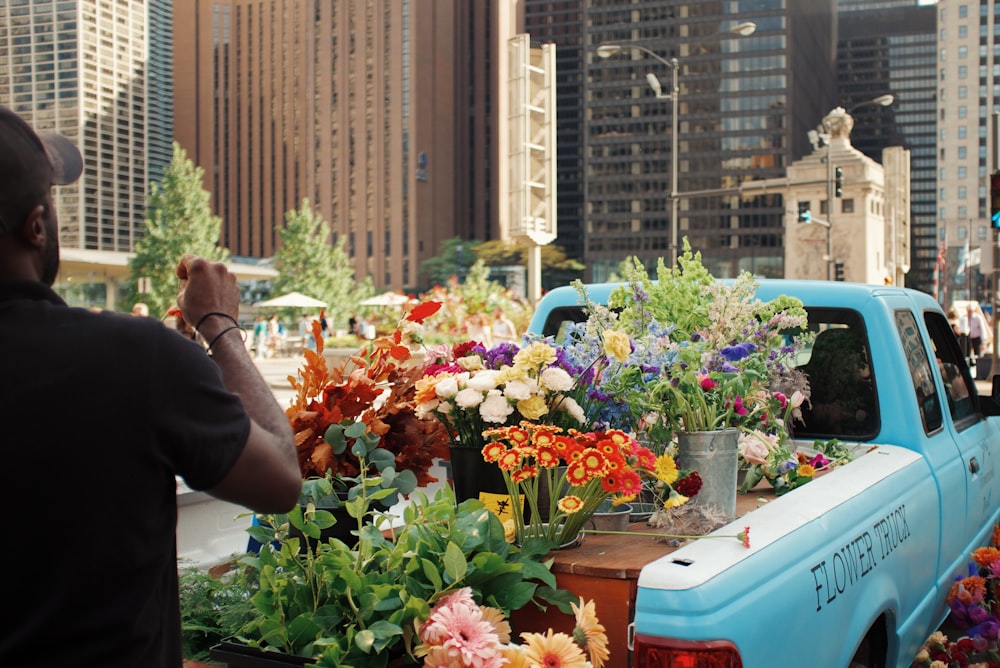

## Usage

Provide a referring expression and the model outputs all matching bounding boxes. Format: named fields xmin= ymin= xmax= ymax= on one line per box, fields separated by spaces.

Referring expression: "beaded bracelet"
xmin=206 ymin=325 xmax=244 ymax=353
xmin=194 ymin=311 xmax=239 ymax=332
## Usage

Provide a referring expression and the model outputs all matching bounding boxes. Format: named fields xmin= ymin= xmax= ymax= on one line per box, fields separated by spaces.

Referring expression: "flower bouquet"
xmin=912 ymin=525 xmax=1000 ymax=667
xmin=481 ymin=422 xmax=657 ymax=546
xmin=285 ymin=301 xmax=452 ymax=511
xmin=738 ymin=429 xmax=855 ymax=496
xmin=415 ymin=588 xmax=609 ymax=668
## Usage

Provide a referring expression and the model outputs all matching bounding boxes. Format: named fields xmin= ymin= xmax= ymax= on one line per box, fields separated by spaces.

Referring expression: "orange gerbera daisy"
xmin=571 ymin=597 xmax=609 ymax=668
xmin=520 ymin=630 xmax=589 ymax=668
xmin=497 ymin=450 xmax=522 ymax=471
xmin=558 ymin=495 xmax=585 ymax=514
xmin=482 ymin=442 xmax=507 ymax=463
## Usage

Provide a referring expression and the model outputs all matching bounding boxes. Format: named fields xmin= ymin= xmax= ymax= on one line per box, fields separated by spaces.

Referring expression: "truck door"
xmin=922 ymin=310 xmax=999 ymax=549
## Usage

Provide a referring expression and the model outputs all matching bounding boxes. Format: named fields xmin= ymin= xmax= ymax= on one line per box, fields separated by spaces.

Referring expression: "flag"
xmin=955 ymin=240 xmax=970 ymax=282
xmin=969 ymin=247 xmax=981 ymax=267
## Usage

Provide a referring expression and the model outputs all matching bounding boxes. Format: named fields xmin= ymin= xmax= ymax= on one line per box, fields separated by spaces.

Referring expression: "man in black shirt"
xmin=0 ymin=105 xmax=302 ymax=667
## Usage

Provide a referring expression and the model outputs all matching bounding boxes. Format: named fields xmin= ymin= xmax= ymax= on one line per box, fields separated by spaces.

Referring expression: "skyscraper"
xmin=935 ymin=0 xmax=999 ymax=304
xmin=529 ymin=1 xmax=837 ymax=281
xmin=838 ymin=3 xmax=935 ymax=292
xmin=173 ymin=0 xmax=465 ymax=290
xmin=0 ymin=0 xmax=165 ymax=254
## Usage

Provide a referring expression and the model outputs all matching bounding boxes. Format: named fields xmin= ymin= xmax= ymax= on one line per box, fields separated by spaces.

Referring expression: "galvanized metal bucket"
xmin=676 ymin=428 xmax=739 ymax=520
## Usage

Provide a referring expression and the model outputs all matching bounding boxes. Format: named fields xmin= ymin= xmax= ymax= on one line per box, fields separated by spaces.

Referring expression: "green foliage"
xmin=473 ymin=240 xmax=585 ymax=290
xmin=273 ymin=199 xmax=374 ymax=327
xmin=420 ymin=237 xmax=481 ymax=288
xmin=239 ymin=482 xmax=572 ymax=666
xmin=179 ymin=561 xmax=257 ymax=661
xmin=128 ymin=142 xmax=228 ymax=317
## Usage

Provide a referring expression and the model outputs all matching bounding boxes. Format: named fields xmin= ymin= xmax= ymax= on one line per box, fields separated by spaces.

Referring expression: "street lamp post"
xmin=597 ymin=21 xmax=756 ymax=266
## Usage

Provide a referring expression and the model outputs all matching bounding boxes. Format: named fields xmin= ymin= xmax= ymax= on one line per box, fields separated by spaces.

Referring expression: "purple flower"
xmin=778 ymin=460 xmax=797 ymax=474
xmin=633 ymin=282 xmax=649 ymax=303
xmin=483 ymin=343 xmax=518 ymax=369
xmin=720 ymin=342 xmax=756 ymax=362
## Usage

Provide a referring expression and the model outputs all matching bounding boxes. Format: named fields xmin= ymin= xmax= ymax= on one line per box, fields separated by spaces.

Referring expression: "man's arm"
xmin=175 ymin=254 xmax=301 ymax=513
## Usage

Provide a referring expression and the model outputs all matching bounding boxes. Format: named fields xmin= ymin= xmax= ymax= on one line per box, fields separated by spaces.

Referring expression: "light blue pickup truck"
xmin=528 ymin=280 xmax=1000 ymax=668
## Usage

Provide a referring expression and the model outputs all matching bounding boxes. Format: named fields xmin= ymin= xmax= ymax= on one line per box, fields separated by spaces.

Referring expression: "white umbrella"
xmin=358 ymin=291 xmax=411 ymax=307
xmin=254 ymin=291 xmax=328 ymax=309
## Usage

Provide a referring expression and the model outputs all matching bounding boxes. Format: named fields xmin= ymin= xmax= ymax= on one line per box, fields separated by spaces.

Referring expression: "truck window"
xmin=538 ymin=306 xmax=588 ymax=341
xmin=795 ymin=309 xmax=879 ymax=440
xmin=924 ymin=310 xmax=978 ymax=427
xmin=896 ymin=310 xmax=944 ymax=433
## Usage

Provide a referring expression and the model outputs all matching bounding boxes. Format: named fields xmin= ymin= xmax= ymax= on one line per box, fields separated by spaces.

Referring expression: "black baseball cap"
xmin=0 ymin=105 xmax=83 ymax=234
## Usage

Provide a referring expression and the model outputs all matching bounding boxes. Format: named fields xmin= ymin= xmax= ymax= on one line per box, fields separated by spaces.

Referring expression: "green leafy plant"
xmin=179 ymin=561 xmax=257 ymax=662
xmin=235 ymin=451 xmax=573 ymax=667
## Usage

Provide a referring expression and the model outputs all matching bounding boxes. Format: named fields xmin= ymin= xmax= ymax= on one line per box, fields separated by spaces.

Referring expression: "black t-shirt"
xmin=0 ymin=281 xmax=251 ymax=667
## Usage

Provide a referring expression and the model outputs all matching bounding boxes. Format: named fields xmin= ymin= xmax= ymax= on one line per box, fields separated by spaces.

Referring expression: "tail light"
xmin=633 ymin=634 xmax=743 ymax=668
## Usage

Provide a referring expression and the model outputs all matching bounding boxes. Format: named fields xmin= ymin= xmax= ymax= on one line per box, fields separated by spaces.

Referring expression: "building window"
xmin=958 ymin=186 xmax=967 ymax=199
xmin=958 ymin=146 xmax=967 ymax=159
xmin=958 ymin=106 xmax=967 ymax=119
xmin=959 ymin=25 xmax=967 ymax=38
xmin=959 ymin=166 xmax=967 ymax=179
xmin=958 ymin=126 xmax=967 ymax=139
xmin=958 ymin=65 xmax=968 ymax=79
xmin=958 ymin=46 xmax=968 ymax=58
xmin=842 ymin=199 xmax=854 ymax=213
xmin=958 ymin=4 xmax=967 ymax=18
xmin=959 ymin=206 xmax=968 ymax=218
xmin=941 ymin=188 xmax=947 ymax=201
xmin=979 ymin=225 xmax=988 ymax=241
xmin=958 ymin=226 xmax=968 ymax=240
xmin=958 ymin=86 xmax=968 ymax=99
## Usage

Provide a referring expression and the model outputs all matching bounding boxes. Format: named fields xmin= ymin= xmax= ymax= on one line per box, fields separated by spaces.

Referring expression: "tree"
xmin=420 ymin=238 xmax=482 ymax=289
xmin=128 ymin=142 xmax=228 ymax=317
xmin=273 ymin=198 xmax=372 ymax=330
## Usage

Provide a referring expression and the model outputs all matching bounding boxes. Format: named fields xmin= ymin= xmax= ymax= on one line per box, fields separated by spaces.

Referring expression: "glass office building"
xmin=528 ymin=1 xmax=836 ymax=281
xmin=838 ymin=3 xmax=935 ymax=293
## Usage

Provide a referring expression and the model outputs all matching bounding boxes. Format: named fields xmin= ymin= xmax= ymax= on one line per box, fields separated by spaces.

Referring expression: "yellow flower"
xmin=517 ymin=395 xmax=550 ymax=420
xmin=654 ymin=453 xmax=680 ymax=485
xmin=663 ymin=489 xmax=689 ymax=509
xmin=797 ymin=463 xmax=816 ymax=478
xmin=602 ymin=329 xmax=631 ymax=363
xmin=501 ymin=645 xmax=531 ymax=668
xmin=520 ymin=629 xmax=589 ymax=668
xmin=571 ymin=597 xmax=610 ymax=668
xmin=513 ymin=341 xmax=558 ymax=369
xmin=480 ymin=605 xmax=513 ymax=644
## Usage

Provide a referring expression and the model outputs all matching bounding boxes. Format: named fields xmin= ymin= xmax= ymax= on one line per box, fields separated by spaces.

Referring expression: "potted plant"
xmin=212 ymin=459 xmax=586 ymax=667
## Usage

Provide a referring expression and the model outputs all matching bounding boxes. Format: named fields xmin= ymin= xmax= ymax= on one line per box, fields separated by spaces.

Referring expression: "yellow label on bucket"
xmin=479 ymin=492 xmax=522 ymax=522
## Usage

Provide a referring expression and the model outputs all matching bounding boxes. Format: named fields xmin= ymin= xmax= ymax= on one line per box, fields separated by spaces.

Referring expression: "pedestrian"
xmin=0 ymin=106 xmax=301 ymax=667
xmin=491 ymin=306 xmax=518 ymax=345
xmin=348 ymin=312 xmax=358 ymax=336
xmin=967 ymin=305 xmax=989 ymax=360
xmin=319 ymin=308 xmax=329 ymax=337
xmin=131 ymin=301 xmax=149 ymax=317
xmin=252 ymin=315 xmax=268 ymax=359
xmin=464 ymin=312 xmax=491 ymax=347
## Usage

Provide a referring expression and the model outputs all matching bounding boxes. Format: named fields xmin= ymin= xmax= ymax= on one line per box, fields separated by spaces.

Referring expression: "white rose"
xmin=454 ymin=388 xmax=485 ymax=409
xmin=503 ymin=378 xmax=536 ymax=401
xmin=435 ymin=377 xmax=459 ymax=399
xmin=539 ymin=367 xmax=575 ymax=392
xmin=437 ymin=400 xmax=454 ymax=415
xmin=480 ymin=390 xmax=515 ymax=423
xmin=467 ymin=370 xmax=500 ymax=392
xmin=556 ymin=395 xmax=586 ymax=424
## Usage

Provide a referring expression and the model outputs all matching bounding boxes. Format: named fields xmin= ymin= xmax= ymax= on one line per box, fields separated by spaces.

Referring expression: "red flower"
xmin=406 ymin=300 xmax=442 ymax=323
xmin=674 ymin=471 xmax=703 ymax=498
xmin=737 ymin=526 xmax=751 ymax=549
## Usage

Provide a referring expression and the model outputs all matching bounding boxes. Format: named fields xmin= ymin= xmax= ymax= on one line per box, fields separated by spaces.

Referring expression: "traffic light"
xmin=797 ymin=201 xmax=811 ymax=223
xmin=991 ymin=171 xmax=1000 ymax=228
xmin=834 ymin=167 xmax=843 ymax=198
xmin=834 ymin=260 xmax=845 ymax=282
